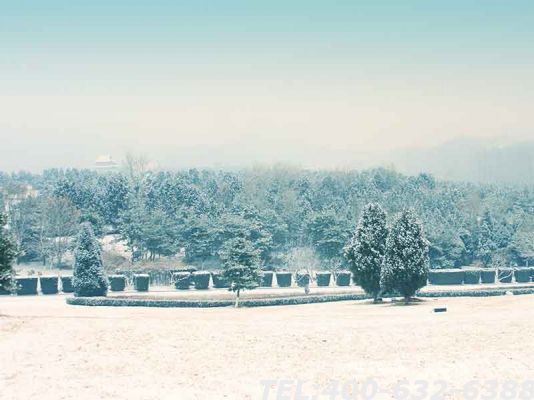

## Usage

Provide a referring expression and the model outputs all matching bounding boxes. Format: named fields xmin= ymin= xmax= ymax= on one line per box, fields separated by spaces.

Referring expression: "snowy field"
xmin=1 ymin=295 xmax=534 ymax=400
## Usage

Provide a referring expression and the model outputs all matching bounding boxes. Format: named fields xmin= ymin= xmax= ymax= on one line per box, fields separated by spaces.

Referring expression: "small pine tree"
xmin=0 ymin=213 xmax=16 ymax=293
xmin=219 ymin=237 xmax=261 ymax=307
xmin=72 ymin=222 xmax=108 ymax=297
xmin=381 ymin=209 xmax=429 ymax=303
xmin=345 ymin=203 xmax=388 ymax=302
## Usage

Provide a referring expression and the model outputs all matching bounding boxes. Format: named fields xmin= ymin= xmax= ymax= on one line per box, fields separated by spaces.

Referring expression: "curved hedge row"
xmin=67 ymin=286 xmax=534 ymax=308
xmin=67 ymin=292 xmax=369 ymax=308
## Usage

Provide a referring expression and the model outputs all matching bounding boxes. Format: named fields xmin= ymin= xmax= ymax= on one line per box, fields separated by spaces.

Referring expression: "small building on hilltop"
xmin=94 ymin=155 xmax=119 ymax=173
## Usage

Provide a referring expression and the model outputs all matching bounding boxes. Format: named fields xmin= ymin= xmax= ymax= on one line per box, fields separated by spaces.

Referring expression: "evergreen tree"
xmin=219 ymin=237 xmax=261 ymax=307
xmin=307 ymin=209 xmax=350 ymax=262
xmin=381 ymin=209 xmax=429 ymax=303
xmin=72 ymin=222 xmax=108 ymax=297
xmin=0 ymin=213 xmax=16 ymax=292
xmin=344 ymin=203 xmax=388 ymax=302
xmin=475 ymin=210 xmax=498 ymax=266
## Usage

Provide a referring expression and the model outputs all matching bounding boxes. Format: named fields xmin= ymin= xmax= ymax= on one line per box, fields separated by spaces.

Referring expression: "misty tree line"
xmin=0 ymin=165 xmax=533 ymax=270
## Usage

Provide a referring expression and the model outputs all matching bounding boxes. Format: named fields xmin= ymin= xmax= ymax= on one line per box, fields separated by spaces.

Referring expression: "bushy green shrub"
xmin=275 ymin=272 xmax=292 ymax=287
xmin=498 ymin=268 xmax=513 ymax=283
xmin=463 ymin=269 xmax=481 ymax=284
xmin=296 ymin=271 xmax=311 ymax=287
xmin=260 ymin=271 xmax=273 ymax=287
xmin=16 ymin=277 xmax=38 ymax=295
xmin=61 ymin=276 xmax=74 ymax=293
xmin=316 ymin=271 xmax=331 ymax=287
xmin=192 ymin=271 xmax=210 ymax=290
xmin=134 ymin=274 xmax=150 ymax=291
xmin=480 ymin=269 xmax=496 ymax=284
xmin=514 ymin=268 xmax=531 ymax=283
xmin=211 ymin=271 xmax=230 ymax=288
xmin=173 ymin=272 xmax=191 ymax=290
xmin=109 ymin=275 xmax=126 ymax=292
xmin=40 ymin=276 xmax=59 ymax=295
xmin=335 ymin=271 xmax=351 ymax=286
xmin=428 ymin=269 xmax=464 ymax=285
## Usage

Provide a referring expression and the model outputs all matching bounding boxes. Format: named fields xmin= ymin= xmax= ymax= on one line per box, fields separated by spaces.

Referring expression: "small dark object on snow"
xmin=433 ymin=307 xmax=447 ymax=313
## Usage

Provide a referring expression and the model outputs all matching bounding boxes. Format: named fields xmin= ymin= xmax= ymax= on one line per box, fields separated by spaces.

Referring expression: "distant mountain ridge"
xmin=391 ymin=137 xmax=534 ymax=185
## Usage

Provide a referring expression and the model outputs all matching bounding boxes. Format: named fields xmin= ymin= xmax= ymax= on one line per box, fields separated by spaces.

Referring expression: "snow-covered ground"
xmin=1 ymin=295 xmax=533 ymax=399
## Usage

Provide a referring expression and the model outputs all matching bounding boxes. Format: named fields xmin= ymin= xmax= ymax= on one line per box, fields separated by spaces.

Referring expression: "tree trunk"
xmin=404 ymin=295 xmax=410 ymax=305
xmin=235 ymin=289 xmax=240 ymax=308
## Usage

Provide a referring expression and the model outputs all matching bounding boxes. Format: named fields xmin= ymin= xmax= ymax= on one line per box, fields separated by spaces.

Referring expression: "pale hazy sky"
xmin=1 ymin=1 xmax=533 ymax=171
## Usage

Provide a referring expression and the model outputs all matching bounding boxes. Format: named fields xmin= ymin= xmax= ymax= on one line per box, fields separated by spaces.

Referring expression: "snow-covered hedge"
xmin=61 ymin=276 xmax=74 ymax=293
xmin=67 ymin=292 xmax=369 ymax=308
xmin=296 ymin=271 xmax=310 ymax=287
xmin=40 ymin=276 xmax=59 ymax=295
xmin=463 ymin=269 xmax=481 ymax=284
xmin=419 ymin=287 xmax=534 ymax=298
xmin=335 ymin=271 xmax=351 ymax=286
xmin=109 ymin=275 xmax=126 ymax=292
xmin=316 ymin=271 xmax=331 ymax=287
xmin=16 ymin=277 xmax=38 ymax=295
xmin=480 ymin=269 xmax=496 ymax=283
xmin=514 ymin=268 xmax=531 ymax=283
xmin=173 ymin=272 xmax=191 ymax=290
xmin=134 ymin=274 xmax=150 ymax=291
xmin=498 ymin=268 xmax=513 ymax=283
xmin=428 ymin=269 xmax=464 ymax=285
xmin=211 ymin=271 xmax=230 ymax=288
xmin=275 ymin=272 xmax=292 ymax=287
xmin=260 ymin=271 xmax=273 ymax=287
xmin=192 ymin=271 xmax=210 ymax=290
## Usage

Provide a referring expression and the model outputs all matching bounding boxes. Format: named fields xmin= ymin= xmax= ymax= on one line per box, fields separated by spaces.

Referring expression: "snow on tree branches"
xmin=219 ymin=237 xmax=261 ymax=307
xmin=72 ymin=222 xmax=108 ymax=297
xmin=381 ymin=209 xmax=429 ymax=302
xmin=345 ymin=203 xmax=388 ymax=302
xmin=0 ymin=213 xmax=16 ymax=293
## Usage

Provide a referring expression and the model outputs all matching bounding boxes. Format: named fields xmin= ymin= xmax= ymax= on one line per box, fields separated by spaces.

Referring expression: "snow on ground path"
xmin=1 ymin=295 xmax=534 ymax=399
